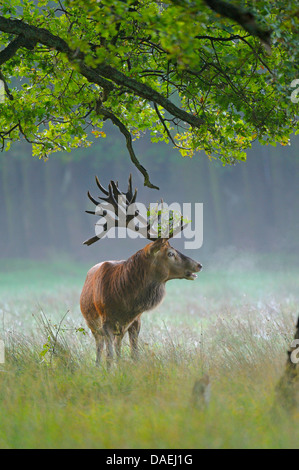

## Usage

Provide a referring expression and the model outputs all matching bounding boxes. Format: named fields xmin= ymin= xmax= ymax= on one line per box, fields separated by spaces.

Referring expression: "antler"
xmin=83 ymin=175 xmax=186 ymax=246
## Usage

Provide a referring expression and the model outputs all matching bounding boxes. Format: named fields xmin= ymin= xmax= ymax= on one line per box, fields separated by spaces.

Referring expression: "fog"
xmin=0 ymin=123 xmax=298 ymax=270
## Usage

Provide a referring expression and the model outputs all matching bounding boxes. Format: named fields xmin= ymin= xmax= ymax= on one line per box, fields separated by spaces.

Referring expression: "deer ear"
xmin=148 ymin=238 xmax=168 ymax=255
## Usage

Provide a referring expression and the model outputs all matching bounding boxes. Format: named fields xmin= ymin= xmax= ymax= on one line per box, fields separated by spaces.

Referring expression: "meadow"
xmin=0 ymin=253 xmax=298 ymax=449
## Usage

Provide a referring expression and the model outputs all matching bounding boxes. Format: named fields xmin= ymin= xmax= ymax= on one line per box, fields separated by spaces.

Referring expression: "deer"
xmin=80 ymin=175 xmax=202 ymax=366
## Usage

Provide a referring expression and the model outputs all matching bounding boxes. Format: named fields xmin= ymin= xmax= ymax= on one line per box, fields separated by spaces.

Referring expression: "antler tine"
xmin=85 ymin=174 xmax=163 ymax=245
xmin=83 ymin=235 xmax=100 ymax=246
xmin=88 ymin=190 xmax=117 ymax=215
xmin=147 ymin=227 xmax=159 ymax=241
xmin=110 ymin=180 xmax=123 ymax=201
xmin=130 ymin=188 xmax=138 ymax=205
xmin=85 ymin=207 xmax=108 ymax=216
xmin=126 ymin=174 xmax=133 ymax=201
xmin=144 ymin=208 xmax=186 ymax=241
xmin=106 ymin=182 xmax=119 ymax=210
xmin=95 ymin=184 xmax=119 ymax=208
xmin=95 ymin=176 xmax=109 ymax=196
xmin=169 ymin=215 xmax=187 ymax=239
xmin=87 ymin=190 xmax=101 ymax=207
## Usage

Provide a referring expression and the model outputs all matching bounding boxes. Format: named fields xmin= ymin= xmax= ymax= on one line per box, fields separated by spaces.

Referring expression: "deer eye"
xmin=168 ymin=252 xmax=175 ymax=258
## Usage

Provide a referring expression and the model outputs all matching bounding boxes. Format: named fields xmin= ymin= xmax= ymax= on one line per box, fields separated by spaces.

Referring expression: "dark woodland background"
xmin=0 ymin=123 xmax=298 ymax=266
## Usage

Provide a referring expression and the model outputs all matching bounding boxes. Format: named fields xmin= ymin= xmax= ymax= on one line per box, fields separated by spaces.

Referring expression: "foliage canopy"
xmin=0 ymin=0 xmax=298 ymax=188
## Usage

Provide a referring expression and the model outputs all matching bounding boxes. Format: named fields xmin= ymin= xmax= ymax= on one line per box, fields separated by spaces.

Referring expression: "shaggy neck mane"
xmin=105 ymin=247 xmax=164 ymax=306
xmin=116 ymin=248 xmax=152 ymax=293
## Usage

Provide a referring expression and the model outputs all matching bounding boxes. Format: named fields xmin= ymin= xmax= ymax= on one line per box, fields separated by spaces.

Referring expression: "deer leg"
xmin=103 ymin=324 xmax=114 ymax=368
xmin=114 ymin=334 xmax=125 ymax=360
xmin=113 ymin=321 xmax=124 ymax=360
xmin=128 ymin=317 xmax=141 ymax=360
xmin=88 ymin=318 xmax=105 ymax=366
xmin=94 ymin=332 xmax=104 ymax=366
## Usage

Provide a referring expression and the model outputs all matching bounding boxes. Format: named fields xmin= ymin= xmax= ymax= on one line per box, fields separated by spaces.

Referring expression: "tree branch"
xmin=195 ymin=34 xmax=249 ymax=42
xmin=0 ymin=16 xmax=204 ymax=129
xmin=95 ymin=63 xmax=204 ymax=128
xmin=0 ymin=16 xmax=115 ymax=91
xmin=203 ymin=0 xmax=272 ymax=48
xmin=0 ymin=33 xmax=36 ymax=66
xmin=0 ymin=15 xmax=205 ymax=186
xmin=95 ymin=101 xmax=159 ymax=190
xmin=169 ymin=0 xmax=272 ymax=49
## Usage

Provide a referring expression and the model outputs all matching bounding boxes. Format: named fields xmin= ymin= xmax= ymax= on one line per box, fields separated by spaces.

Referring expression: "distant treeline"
xmin=0 ymin=125 xmax=298 ymax=262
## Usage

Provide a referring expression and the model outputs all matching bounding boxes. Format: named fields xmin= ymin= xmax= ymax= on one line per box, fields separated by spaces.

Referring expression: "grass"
xmin=0 ymin=256 xmax=298 ymax=449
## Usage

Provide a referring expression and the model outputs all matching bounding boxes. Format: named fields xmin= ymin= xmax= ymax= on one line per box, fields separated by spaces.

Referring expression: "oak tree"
xmin=0 ymin=0 xmax=298 ymax=188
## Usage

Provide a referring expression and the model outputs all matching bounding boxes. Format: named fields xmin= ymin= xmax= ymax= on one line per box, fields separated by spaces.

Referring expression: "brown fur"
xmin=80 ymin=239 xmax=202 ymax=365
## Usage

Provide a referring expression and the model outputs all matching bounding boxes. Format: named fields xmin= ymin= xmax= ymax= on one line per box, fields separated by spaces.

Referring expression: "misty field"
xmin=0 ymin=254 xmax=298 ymax=449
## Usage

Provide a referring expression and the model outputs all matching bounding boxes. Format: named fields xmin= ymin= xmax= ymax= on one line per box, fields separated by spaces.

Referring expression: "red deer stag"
xmin=80 ymin=175 xmax=202 ymax=366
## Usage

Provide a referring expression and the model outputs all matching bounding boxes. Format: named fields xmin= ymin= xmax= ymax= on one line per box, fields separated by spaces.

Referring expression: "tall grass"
xmin=0 ymin=257 xmax=298 ymax=448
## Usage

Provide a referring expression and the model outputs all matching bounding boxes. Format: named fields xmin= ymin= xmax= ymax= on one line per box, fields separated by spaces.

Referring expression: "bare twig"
xmin=95 ymin=101 xmax=159 ymax=190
